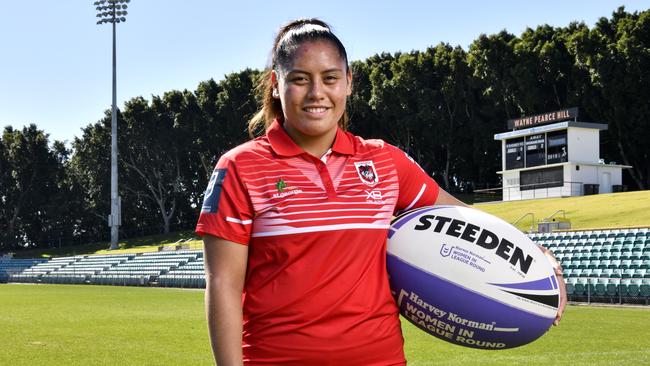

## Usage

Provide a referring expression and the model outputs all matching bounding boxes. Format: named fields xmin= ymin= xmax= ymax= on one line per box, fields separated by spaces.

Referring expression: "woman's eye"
xmin=291 ymin=77 xmax=308 ymax=84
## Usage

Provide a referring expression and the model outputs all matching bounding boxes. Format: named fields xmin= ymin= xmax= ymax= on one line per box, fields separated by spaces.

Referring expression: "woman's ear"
xmin=271 ymin=70 xmax=280 ymax=99
xmin=346 ymin=68 xmax=353 ymax=96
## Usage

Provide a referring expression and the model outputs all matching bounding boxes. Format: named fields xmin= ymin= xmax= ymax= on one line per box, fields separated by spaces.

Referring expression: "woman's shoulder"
xmin=348 ymin=132 xmax=401 ymax=154
xmin=219 ymin=136 xmax=272 ymax=163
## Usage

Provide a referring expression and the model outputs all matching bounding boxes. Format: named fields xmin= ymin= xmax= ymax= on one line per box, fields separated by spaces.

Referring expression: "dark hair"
xmin=248 ymin=18 xmax=350 ymax=137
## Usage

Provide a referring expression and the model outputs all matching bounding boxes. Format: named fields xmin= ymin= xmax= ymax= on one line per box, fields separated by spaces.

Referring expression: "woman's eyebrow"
xmin=288 ymin=68 xmax=344 ymax=75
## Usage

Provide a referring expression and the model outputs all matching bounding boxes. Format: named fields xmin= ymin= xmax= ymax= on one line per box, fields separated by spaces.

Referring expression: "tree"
xmin=573 ymin=7 xmax=650 ymax=189
xmin=119 ymin=95 xmax=188 ymax=234
xmin=0 ymin=125 xmax=63 ymax=248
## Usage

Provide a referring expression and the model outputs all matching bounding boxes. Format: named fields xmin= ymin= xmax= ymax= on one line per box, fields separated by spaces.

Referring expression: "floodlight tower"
xmin=95 ymin=0 xmax=129 ymax=250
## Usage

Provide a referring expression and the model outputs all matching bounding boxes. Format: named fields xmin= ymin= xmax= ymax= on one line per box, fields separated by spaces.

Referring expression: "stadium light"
xmin=95 ymin=0 xmax=129 ymax=250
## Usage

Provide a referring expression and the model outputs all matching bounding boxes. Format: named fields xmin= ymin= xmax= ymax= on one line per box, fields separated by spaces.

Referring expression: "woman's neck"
xmin=283 ymin=124 xmax=337 ymax=159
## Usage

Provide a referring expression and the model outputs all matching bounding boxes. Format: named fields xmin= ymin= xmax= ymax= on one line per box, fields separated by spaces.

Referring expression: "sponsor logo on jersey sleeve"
xmin=201 ymin=168 xmax=227 ymax=213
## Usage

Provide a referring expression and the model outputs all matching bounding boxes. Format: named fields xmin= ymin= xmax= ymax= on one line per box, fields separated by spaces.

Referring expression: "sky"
xmin=1 ymin=0 xmax=649 ymax=145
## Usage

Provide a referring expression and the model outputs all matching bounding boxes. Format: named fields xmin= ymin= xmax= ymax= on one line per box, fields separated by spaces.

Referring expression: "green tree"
xmin=573 ymin=7 xmax=650 ymax=189
xmin=0 ymin=125 xmax=63 ymax=248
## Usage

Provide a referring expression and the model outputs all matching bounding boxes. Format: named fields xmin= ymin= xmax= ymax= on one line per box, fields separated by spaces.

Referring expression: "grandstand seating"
xmin=3 ymin=227 xmax=649 ymax=303
xmin=0 ymin=258 xmax=47 ymax=283
xmin=5 ymin=250 xmax=204 ymax=287
xmin=530 ymin=227 xmax=650 ymax=304
xmin=158 ymin=254 xmax=205 ymax=288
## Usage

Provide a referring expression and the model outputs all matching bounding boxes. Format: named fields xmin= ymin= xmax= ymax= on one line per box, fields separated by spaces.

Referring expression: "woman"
xmin=196 ymin=19 xmax=565 ymax=365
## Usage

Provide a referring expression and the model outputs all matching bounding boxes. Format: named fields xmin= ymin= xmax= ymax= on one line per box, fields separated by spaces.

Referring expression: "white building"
xmin=493 ymin=108 xmax=631 ymax=201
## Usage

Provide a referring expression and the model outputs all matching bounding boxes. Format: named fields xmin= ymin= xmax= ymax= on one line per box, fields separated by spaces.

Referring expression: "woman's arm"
xmin=203 ymin=234 xmax=249 ymax=366
xmin=434 ymin=188 xmax=468 ymax=207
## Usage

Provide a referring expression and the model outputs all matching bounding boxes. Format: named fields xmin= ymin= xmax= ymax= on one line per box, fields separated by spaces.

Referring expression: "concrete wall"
xmin=567 ymin=127 xmax=600 ymax=163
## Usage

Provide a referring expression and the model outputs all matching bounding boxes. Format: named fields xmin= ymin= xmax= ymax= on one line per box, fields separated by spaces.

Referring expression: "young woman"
xmin=196 ymin=19 xmax=565 ymax=365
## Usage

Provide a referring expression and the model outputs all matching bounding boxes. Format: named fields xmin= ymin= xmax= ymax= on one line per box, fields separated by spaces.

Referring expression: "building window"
xmin=520 ymin=167 xmax=564 ymax=191
xmin=546 ymin=130 xmax=568 ymax=164
xmin=525 ymin=134 xmax=546 ymax=167
xmin=505 ymin=137 xmax=525 ymax=170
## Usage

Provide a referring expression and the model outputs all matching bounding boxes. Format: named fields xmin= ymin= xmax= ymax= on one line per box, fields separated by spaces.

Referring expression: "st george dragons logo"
xmin=354 ymin=161 xmax=379 ymax=186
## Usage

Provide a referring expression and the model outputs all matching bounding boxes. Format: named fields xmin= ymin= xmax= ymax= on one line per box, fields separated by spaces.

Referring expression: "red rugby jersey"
xmin=196 ymin=120 xmax=439 ymax=365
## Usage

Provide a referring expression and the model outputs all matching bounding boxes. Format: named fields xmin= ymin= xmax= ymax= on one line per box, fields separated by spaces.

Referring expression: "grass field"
xmin=1 ymin=284 xmax=648 ymax=366
xmin=475 ymin=190 xmax=650 ymax=232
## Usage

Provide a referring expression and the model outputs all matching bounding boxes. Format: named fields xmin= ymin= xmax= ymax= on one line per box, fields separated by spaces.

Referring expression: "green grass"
xmin=475 ymin=190 xmax=650 ymax=232
xmin=13 ymin=231 xmax=202 ymax=259
xmin=1 ymin=284 xmax=648 ymax=366
xmin=0 ymin=284 xmax=212 ymax=366
xmin=402 ymin=305 xmax=650 ymax=365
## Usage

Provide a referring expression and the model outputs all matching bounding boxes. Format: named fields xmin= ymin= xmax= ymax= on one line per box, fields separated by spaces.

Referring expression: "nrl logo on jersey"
xmin=354 ymin=161 xmax=379 ymax=186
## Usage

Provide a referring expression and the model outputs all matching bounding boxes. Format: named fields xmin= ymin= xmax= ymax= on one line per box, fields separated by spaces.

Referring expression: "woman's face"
xmin=273 ymin=40 xmax=352 ymax=146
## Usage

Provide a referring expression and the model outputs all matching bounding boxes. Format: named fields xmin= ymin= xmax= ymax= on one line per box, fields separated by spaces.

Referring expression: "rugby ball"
xmin=387 ymin=205 xmax=559 ymax=350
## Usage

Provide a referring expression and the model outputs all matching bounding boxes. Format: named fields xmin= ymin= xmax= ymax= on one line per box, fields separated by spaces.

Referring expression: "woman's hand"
xmin=538 ymin=244 xmax=567 ymax=325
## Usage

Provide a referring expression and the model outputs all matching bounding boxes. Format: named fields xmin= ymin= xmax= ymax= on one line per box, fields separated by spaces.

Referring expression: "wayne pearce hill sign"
xmin=507 ymin=107 xmax=578 ymax=130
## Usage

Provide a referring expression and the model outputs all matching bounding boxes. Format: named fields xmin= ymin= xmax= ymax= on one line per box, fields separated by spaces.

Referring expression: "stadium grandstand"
xmin=2 ymin=250 xmax=204 ymax=289
xmin=529 ymin=227 xmax=650 ymax=304
xmin=2 ymin=227 xmax=649 ymax=304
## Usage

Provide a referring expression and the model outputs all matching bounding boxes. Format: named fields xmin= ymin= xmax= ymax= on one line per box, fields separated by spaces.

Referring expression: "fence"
xmin=473 ymin=181 xmax=585 ymax=202
xmin=565 ymin=277 xmax=650 ymax=305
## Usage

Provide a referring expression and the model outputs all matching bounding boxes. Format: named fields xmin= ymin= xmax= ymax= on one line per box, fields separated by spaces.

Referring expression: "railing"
xmin=565 ymin=277 xmax=649 ymax=305
xmin=512 ymin=212 xmax=535 ymax=233
xmin=473 ymin=181 xmax=584 ymax=202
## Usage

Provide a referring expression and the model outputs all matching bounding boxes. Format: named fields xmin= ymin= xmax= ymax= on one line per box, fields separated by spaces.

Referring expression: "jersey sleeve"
xmin=195 ymin=154 xmax=254 ymax=245
xmin=387 ymin=144 xmax=440 ymax=213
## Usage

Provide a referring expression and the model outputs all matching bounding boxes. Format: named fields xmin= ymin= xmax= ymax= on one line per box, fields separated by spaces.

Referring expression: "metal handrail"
xmin=543 ymin=210 xmax=567 ymax=222
xmin=512 ymin=212 xmax=535 ymax=233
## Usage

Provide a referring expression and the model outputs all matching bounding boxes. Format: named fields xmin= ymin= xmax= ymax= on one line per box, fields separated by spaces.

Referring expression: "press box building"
xmin=494 ymin=107 xmax=631 ymax=201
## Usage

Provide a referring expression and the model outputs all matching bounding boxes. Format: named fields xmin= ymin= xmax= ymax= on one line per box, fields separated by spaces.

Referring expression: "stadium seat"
xmin=565 ymin=282 xmax=575 ymax=296
xmin=619 ymin=260 xmax=632 ymax=269
xmin=574 ymin=280 xmax=587 ymax=296
xmin=597 ymin=260 xmax=610 ymax=270
xmin=622 ymin=269 xmax=635 ymax=278
xmin=594 ymin=279 xmax=607 ymax=296
xmin=607 ymin=260 xmax=621 ymax=269
xmin=590 ymin=269 xmax=603 ymax=278
xmin=605 ymin=279 xmax=620 ymax=297
xmin=624 ymin=279 xmax=641 ymax=297
xmin=607 ymin=269 xmax=621 ymax=278
xmin=639 ymin=283 xmax=650 ymax=299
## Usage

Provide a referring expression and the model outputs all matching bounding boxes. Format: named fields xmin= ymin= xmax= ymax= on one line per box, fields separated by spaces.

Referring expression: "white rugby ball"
xmin=387 ymin=205 xmax=559 ymax=349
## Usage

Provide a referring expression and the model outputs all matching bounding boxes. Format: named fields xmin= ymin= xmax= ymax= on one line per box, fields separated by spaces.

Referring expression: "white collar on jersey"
xmin=320 ymin=148 xmax=333 ymax=164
